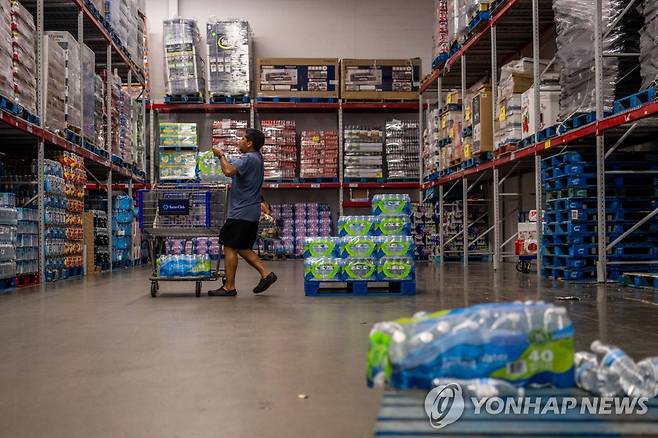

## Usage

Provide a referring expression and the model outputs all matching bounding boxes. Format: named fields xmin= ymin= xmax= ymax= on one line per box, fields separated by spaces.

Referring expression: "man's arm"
xmin=212 ymin=145 xmax=238 ymax=177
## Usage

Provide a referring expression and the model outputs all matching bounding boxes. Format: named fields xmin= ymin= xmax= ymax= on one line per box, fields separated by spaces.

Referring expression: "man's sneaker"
xmin=253 ymin=272 xmax=277 ymax=294
xmin=208 ymin=287 xmax=237 ymax=297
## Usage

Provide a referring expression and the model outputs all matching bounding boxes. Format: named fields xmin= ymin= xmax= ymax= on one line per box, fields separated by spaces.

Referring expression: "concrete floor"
xmin=0 ymin=261 xmax=657 ymax=438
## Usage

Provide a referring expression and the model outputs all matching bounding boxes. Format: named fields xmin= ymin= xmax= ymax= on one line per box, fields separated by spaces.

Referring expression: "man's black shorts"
xmin=218 ymin=219 xmax=259 ymax=250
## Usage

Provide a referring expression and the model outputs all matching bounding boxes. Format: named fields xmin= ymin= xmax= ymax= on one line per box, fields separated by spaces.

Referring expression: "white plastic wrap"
xmin=82 ymin=43 xmax=95 ymax=142
xmin=432 ymin=0 xmax=449 ymax=58
xmin=46 ymin=31 xmax=82 ymax=130
xmin=163 ymin=18 xmax=206 ymax=96
xmin=10 ymin=0 xmax=37 ymax=114
xmin=640 ymin=1 xmax=658 ymax=88
xmin=94 ymin=74 xmax=106 ymax=148
xmin=385 ymin=120 xmax=419 ymax=180
xmin=343 ymin=127 xmax=384 ymax=179
xmin=43 ymin=34 xmax=66 ymax=133
xmin=206 ymin=18 xmax=252 ymax=97
xmin=423 ymin=108 xmax=440 ymax=176
xmin=0 ymin=0 xmax=13 ymax=100
xmin=553 ymin=0 xmax=642 ymax=118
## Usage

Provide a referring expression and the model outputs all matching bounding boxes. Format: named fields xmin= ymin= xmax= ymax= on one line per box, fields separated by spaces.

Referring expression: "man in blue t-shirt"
xmin=208 ymin=129 xmax=277 ymax=297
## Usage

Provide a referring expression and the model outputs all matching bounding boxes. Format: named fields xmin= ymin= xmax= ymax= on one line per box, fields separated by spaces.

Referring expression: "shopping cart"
xmin=139 ymin=183 xmax=228 ymax=297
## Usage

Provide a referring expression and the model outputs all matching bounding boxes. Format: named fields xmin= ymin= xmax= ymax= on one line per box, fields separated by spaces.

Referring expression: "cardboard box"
xmin=340 ymin=58 xmax=421 ymax=100
xmin=83 ymin=212 xmax=95 ymax=274
xmin=256 ymin=58 xmax=339 ymax=98
xmin=470 ymin=85 xmax=493 ymax=157
xmin=522 ymin=86 xmax=561 ymax=138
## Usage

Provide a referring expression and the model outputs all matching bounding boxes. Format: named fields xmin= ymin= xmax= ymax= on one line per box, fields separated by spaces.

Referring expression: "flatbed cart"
xmin=139 ymin=183 xmax=228 ymax=297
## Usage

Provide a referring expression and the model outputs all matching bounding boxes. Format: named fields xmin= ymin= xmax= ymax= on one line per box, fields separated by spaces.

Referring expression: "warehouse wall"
xmin=145 ymin=0 xmax=435 ymax=101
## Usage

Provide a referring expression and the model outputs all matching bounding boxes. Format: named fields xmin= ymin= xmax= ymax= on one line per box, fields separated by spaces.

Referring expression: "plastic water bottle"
xmin=432 ymin=378 xmax=525 ymax=398
xmin=590 ymin=341 xmax=654 ymax=398
xmin=574 ymin=351 xmax=622 ymax=397
xmin=637 ymin=357 xmax=658 ymax=398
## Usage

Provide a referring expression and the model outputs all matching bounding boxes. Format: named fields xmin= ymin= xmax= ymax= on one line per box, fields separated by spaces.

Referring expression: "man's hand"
xmin=212 ymin=145 xmax=225 ymax=159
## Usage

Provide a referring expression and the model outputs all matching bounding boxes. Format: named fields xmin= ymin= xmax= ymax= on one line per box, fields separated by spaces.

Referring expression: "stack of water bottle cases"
xmin=303 ymin=194 xmax=415 ymax=295
xmin=155 ymin=237 xmax=219 ymax=278
xmin=0 ymin=193 xmax=17 ymax=289
xmin=44 ymin=159 xmax=66 ymax=281
xmin=112 ymin=195 xmax=134 ymax=267
xmin=541 ymin=151 xmax=658 ymax=281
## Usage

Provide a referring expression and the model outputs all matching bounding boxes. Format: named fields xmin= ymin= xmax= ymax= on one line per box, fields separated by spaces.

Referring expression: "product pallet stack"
xmin=303 ymin=194 xmax=415 ymax=296
xmin=163 ymin=18 xmax=206 ymax=100
xmin=423 ymin=108 xmax=440 ymax=177
xmin=344 ymin=126 xmax=383 ymax=181
xmin=0 ymin=193 xmax=17 ymax=291
xmin=299 ymin=130 xmax=338 ymax=180
xmin=42 ymin=33 xmax=66 ymax=133
xmin=261 ymin=120 xmax=297 ymax=181
xmin=117 ymin=87 xmax=133 ymax=165
xmin=211 ymin=119 xmax=247 ymax=161
xmin=43 ymin=159 xmax=66 ymax=282
xmin=58 ymin=152 xmax=85 ymax=276
xmin=93 ymin=74 xmax=106 ymax=149
xmin=412 ymin=204 xmax=440 ymax=260
xmin=86 ymin=210 xmax=109 ymax=272
xmin=385 ymin=120 xmax=420 ymax=181
xmin=15 ymin=207 xmax=38 ymax=283
xmin=10 ymin=0 xmax=36 ymax=117
xmin=437 ymin=92 xmax=462 ymax=170
xmin=0 ymin=0 xmax=12 ymax=102
xmin=269 ymin=203 xmax=332 ymax=258
xmin=541 ymin=151 xmax=658 ymax=282
xmin=112 ymin=195 xmax=133 ymax=268
xmin=81 ymin=44 xmax=96 ymax=146
xmin=158 ymin=122 xmax=198 ymax=181
xmin=206 ymin=19 xmax=251 ymax=101
xmin=494 ymin=59 xmax=534 ymax=152
xmin=47 ymin=31 xmax=82 ymax=134
xmin=441 ymin=200 xmax=490 ymax=259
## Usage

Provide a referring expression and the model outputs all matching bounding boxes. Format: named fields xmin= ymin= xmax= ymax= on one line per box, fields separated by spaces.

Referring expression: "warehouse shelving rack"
xmin=419 ymin=0 xmax=658 ymax=283
xmin=0 ymin=0 xmax=149 ymax=282
xmin=148 ymin=101 xmax=422 ymax=215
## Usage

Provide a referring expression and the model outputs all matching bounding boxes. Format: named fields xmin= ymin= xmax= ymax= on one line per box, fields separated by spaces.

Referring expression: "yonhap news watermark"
xmin=424 ymin=383 xmax=650 ymax=430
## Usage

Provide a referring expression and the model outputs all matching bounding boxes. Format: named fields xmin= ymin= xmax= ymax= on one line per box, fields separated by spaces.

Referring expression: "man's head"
xmin=240 ymin=128 xmax=265 ymax=153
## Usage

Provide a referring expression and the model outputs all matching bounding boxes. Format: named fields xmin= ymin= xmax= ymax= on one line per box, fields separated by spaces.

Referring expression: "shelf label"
xmin=510 ymin=152 xmax=516 ymax=160
xmin=349 ymin=184 xmax=358 ymax=188
xmin=544 ymin=140 xmax=552 ymax=149
xmin=26 ymin=125 xmax=32 ymax=133
xmin=268 ymin=183 xmax=279 ymax=189
xmin=310 ymin=183 xmax=320 ymax=188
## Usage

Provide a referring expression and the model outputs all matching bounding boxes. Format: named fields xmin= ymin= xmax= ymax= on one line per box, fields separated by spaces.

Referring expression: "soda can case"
xmin=371 ymin=194 xmax=411 ymax=216
xmin=304 ymin=257 xmax=343 ymax=282
xmin=343 ymin=258 xmax=377 ymax=281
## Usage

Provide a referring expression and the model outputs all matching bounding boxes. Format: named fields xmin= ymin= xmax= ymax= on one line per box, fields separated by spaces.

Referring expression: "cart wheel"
xmin=150 ymin=281 xmax=158 ymax=298
xmin=195 ymin=282 xmax=201 ymax=297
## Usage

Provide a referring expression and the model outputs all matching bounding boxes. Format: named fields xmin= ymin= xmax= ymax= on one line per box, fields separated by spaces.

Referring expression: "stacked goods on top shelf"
xmin=639 ymin=2 xmax=658 ymax=89
xmin=466 ymin=85 xmax=493 ymax=159
xmin=299 ymin=130 xmax=338 ymax=180
xmin=103 ymin=70 xmax=121 ymax=156
xmin=131 ymin=100 xmax=144 ymax=169
xmin=206 ymin=19 xmax=252 ymax=99
xmin=43 ymin=159 xmax=66 ymax=282
xmin=423 ymin=108 xmax=440 ymax=177
xmin=432 ymin=0 xmax=449 ymax=63
xmin=113 ymin=195 xmax=133 ymax=268
xmin=211 ymin=119 xmax=247 ymax=161
xmin=340 ymin=59 xmax=421 ymax=101
xmin=385 ymin=120 xmax=420 ymax=180
xmin=117 ymin=87 xmax=133 ymax=164
xmin=412 ymin=203 xmax=440 ymax=260
xmin=304 ymin=194 xmax=415 ymax=288
xmin=541 ymin=151 xmax=658 ymax=282
xmin=447 ymin=0 xmax=467 ymax=46
xmin=344 ymin=126 xmax=383 ymax=180
xmin=0 ymin=193 xmax=17 ymax=288
xmin=15 ymin=206 xmax=37 ymax=277
xmin=438 ymin=91 xmax=462 ymax=170
xmin=81 ymin=44 xmax=96 ymax=145
xmin=494 ymin=59 xmax=534 ymax=150
xmin=10 ymin=0 xmax=36 ymax=115
xmin=94 ymin=75 xmax=106 ymax=150
xmin=163 ymin=18 xmax=206 ymax=99
xmin=261 ymin=119 xmax=297 ymax=181
xmin=42 ymin=33 xmax=66 ymax=133
xmin=256 ymin=58 xmax=339 ymax=99
xmin=47 ymin=31 xmax=82 ymax=132
xmin=57 ymin=152 xmax=85 ymax=274
xmin=554 ymin=0 xmax=642 ymax=118
xmin=0 ymin=0 xmax=12 ymax=101
xmin=159 ymin=122 xmax=198 ymax=181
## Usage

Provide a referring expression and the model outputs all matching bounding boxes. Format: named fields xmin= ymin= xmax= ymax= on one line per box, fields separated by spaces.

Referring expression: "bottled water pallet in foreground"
xmin=304 ymin=280 xmax=415 ymax=297
xmin=373 ymin=389 xmax=658 ymax=437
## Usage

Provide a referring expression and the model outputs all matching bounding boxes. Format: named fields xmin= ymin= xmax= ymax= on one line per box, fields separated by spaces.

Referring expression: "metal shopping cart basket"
xmin=139 ymin=183 xmax=229 ymax=297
